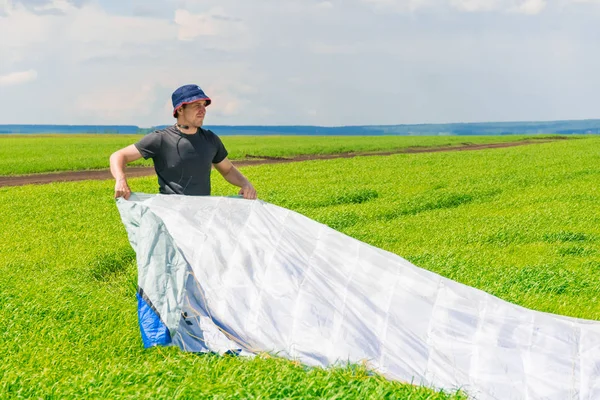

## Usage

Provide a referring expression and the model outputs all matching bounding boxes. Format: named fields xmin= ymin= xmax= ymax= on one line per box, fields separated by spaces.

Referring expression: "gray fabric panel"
xmin=172 ymin=266 xmax=244 ymax=354
xmin=116 ymin=195 xmax=188 ymax=336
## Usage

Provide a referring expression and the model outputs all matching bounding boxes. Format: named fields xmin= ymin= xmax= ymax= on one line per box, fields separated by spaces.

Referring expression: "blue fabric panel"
xmin=137 ymin=292 xmax=171 ymax=348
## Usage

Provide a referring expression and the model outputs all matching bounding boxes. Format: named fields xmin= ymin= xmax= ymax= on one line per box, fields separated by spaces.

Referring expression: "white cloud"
xmin=360 ymin=0 xmax=435 ymax=12
xmin=28 ymin=0 xmax=73 ymax=14
xmin=0 ymin=0 xmax=600 ymax=126
xmin=202 ymin=82 xmax=254 ymax=119
xmin=0 ymin=0 xmax=8 ymax=14
xmin=175 ymin=9 xmax=221 ymax=40
xmin=450 ymin=0 xmax=547 ymax=12
xmin=309 ymin=42 xmax=360 ymax=54
xmin=0 ymin=1 xmax=177 ymax=65
xmin=511 ymin=0 xmax=546 ymax=14
xmin=0 ymin=69 xmax=38 ymax=86
xmin=68 ymin=6 xmax=175 ymax=46
xmin=361 ymin=0 xmax=548 ymax=12
xmin=316 ymin=1 xmax=334 ymax=9
xmin=221 ymin=99 xmax=243 ymax=116
xmin=450 ymin=0 xmax=502 ymax=12
xmin=76 ymin=84 xmax=158 ymax=122
xmin=0 ymin=5 xmax=57 ymax=48
xmin=173 ymin=7 xmax=254 ymax=50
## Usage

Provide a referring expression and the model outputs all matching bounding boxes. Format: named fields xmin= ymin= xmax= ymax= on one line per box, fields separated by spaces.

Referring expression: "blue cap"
xmin=172 ymin=84 xmax=212 ymax=116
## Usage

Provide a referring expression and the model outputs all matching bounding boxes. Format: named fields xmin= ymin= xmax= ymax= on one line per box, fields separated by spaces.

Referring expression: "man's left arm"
xmin=213 ymin=158 xmax=257 ymax=199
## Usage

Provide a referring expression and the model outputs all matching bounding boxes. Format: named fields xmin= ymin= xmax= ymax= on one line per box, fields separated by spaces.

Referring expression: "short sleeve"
xmin=211 ymin=132 xmax=228 ymax=164
xmin=134 ymin=131 xmax=162 ymax=159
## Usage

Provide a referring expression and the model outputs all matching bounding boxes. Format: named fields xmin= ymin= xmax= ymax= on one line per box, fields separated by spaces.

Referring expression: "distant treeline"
xmin=0 ymin=125 xmax=140 ymax=134
xmin=2 ymin=120 xmax=600 ymax=135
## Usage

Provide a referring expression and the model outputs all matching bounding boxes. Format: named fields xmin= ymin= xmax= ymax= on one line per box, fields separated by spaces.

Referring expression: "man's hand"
xmin=214 ymin=158 xmax=257 ymax=199
xmin=115 ymin=178 xmax=132 ymax=199
xmin=110 ymin=145 xmax=143 ymax=200
xmin=239 ymin=184 xmax=257 ymax=200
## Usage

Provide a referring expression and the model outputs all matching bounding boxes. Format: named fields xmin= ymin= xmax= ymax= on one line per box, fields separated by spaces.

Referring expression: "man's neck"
xmin=176 ymin=122 xmax=199 ymax=135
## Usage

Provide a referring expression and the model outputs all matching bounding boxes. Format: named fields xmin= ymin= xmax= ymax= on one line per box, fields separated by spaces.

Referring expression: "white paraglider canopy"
xmin=117 ymin=193 xmax=600 ymax=400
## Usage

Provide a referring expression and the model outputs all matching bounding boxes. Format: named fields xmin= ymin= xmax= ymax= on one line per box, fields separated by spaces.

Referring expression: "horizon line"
xmin=1 ymin=117 xmax=600 ymax=129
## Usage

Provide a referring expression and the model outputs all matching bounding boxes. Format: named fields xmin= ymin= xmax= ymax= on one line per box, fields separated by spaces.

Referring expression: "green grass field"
xmin=2 ymin=136 xmax=600 ymax=398
xmin=0 ymin=133 xmax=568 ymax=176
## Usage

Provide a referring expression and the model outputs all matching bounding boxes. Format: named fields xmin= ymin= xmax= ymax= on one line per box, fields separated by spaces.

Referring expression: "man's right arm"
xmin=109 ymin=144 xmax=143 ymax=199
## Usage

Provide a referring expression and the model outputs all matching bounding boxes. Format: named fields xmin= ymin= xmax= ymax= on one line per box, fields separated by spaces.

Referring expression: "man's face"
xmin=180 ymin=100 xmax=207 ymax=126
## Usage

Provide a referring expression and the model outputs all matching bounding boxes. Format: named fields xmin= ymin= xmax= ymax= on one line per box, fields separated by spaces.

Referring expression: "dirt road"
xmin=0 ymin=138 xmax=568 ymax=188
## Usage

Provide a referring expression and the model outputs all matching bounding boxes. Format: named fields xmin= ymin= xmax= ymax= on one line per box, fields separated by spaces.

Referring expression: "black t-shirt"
xmin=134 ymin=126 xmax=228 ymax=195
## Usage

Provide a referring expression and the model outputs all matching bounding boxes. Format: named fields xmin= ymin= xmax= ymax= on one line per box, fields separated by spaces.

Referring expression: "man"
xmin=110 ymin=84 xmax=257 ymax=200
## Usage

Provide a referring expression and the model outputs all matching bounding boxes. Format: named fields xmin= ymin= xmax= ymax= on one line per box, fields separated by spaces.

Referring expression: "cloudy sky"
xmin=0 ymin=0 xmax=599 ymax=127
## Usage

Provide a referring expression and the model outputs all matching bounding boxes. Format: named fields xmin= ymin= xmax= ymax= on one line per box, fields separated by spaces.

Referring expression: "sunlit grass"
xmin=0 ymin=133 xmax=568 ymax=175
xmin=2 ymin=136 xmax=599 ymax=398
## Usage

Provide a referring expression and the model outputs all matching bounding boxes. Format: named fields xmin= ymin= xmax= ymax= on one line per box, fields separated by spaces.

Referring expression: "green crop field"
xmin=2 ymin=136 xmax=600 ymax=398
xmin=0 ymin=133 xmax=567 ymax=176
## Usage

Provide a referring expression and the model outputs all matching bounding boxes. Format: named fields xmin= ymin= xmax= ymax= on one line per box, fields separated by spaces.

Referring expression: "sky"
xmin=0 ymin=0 xmax=599 ymax=127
